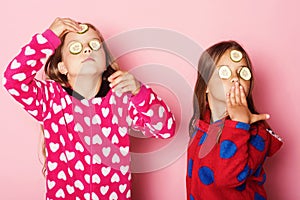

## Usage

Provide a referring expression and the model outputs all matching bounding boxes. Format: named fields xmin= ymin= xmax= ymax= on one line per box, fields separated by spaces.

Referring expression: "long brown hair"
xmin=189 ymin=40 xmax=258 ymax=136
xmin=41 ymin=23 xmax=119 ymax=175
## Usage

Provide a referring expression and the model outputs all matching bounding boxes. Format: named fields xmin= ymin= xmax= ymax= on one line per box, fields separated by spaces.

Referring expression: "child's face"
xmin=207 ymin=49 xmax=251 ymax=103
xmin=59 ymin=28 xmax=106 ymax=78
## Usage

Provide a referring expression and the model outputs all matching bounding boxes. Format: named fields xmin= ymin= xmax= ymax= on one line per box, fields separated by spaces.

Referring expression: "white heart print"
xmin=12 ymin=73 xmax=26 ymax=81
xmin=109 ymin=192 xmax=118 ymax=200
xmin=75 ymin=161 xmax=85 ymax=171
xmin=48 ymin=161 xmax=58 ymax=171
xmin=92 ymin=134 xmax=102 ymax=145
xmin=111 ymin=173 xmax=120 ymax=183
xmin=101 ymin=167 xmax=111 ymax=176
xmin=55 ymin=188 xmax=65 ymax=198
xmin=75 ymin=142 xmax=84 ymax=152
xmin=66 ymin=185 xmax=75 ymax=194
xmin=57 ymin=170 xmax=66 ymax=181
xmin=47 ymin=180 xmax=56 ymax=190
xmin=92 ymin=174 xmax=101 ymax=184
xmin=37 ymin=34 xmax=47 ymax=44
xmin=22 ymin=97 xmax=34 ymax=105
xmin=119 ymin=184 xmax=127 ymax=193
xmin=8 ymin=89 xmax=20 ymax=96
xmin=49 ymin=142 xmax=59 ymax=153
xmin=102 ymin=147 xmax=111 ymax=157
xmin=102 ymin=107 xmax=110 ymax=117
xmin=102 ymin=127 xmax=111 ymax=137
xmin=26 ymin=60 xmax=37 ymax=67
xmin=92 ymin=154 xmax=101 ymax=164
xmin=10 ymin=59 xmax=21 ymax=69
xmin=41 ymin=49 xmax=53 ymax=56
xmin=74 ymin=180 xmax=84 ymax=190
xmin=24 ymin=46 xmax=36 ymax=56
xmin=100 ymin=185 xmax=109 ymax=195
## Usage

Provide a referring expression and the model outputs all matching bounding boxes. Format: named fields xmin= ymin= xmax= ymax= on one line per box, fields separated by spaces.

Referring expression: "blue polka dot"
xmin=235 ymin=183 xmax=246 ymax=191
xmin=188 ymin=159 xmax=193 ymax=178
xmin=220 ymin=140 xmax=237 ymax=159
xmin=198 ymin=132 xmax=207 ymax=145
xmin=190 ymin=194 xmax=195 ymax=200
xmin=237 ymin=164 xmax=250 ymax=182
xmin=254 ymin=192 xmax=266 ymax=200
xmin=198 ymin=166 xmax=214 ymax=185
xmin=258 ymin=173 xmax=266 ymax=185
xmin=236 ymin=122 xmax=250 ymax=130
xmin=250 ymin=135 xmax=265 ymax=152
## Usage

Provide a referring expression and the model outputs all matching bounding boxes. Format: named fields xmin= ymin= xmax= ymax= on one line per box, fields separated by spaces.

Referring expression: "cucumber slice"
xmin=230 ymin=50 xmax=243 ymax=62
xmin=239 ymin=67 xmax=252 ymax=80
xmin=89 ymin=39 xmax=101 ymax=51
xmin=218 ymin=65 xmax=232 ymax=79
xmin=78 ymin=24 xmax=89 ymax=34
xmin=69 ymin=41 xmax=83 ymax=54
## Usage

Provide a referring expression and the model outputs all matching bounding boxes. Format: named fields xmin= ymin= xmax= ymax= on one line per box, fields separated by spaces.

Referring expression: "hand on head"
xmin=49 ymin=17 xmax=82 ymax=37
xmin=226 ymin=81 xmax=270 ymax=124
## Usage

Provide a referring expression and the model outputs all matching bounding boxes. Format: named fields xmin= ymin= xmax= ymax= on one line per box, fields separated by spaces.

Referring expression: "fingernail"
xmin=266 ymin=114 xmax=270 ymax=119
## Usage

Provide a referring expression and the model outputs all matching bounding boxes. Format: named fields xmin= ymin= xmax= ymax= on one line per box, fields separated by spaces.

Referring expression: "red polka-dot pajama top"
xmin=187 ymin=109 xmax=282 ymax=200
xmin=3 ymin=29 xmax=176 ymax=200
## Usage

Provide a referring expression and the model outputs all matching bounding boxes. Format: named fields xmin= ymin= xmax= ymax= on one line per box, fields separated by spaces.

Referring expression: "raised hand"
xmin=49 ymin=17 xmax=82 ymax=37
xmin=226 ymin=82 xmax=270 ymax=124
xmin=108 ymin=70 xmax=141 ymax=95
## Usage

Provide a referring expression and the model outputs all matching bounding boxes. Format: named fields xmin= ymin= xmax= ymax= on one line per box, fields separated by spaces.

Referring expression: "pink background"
xmin=0 ymin=0 xmax=299 ymax=199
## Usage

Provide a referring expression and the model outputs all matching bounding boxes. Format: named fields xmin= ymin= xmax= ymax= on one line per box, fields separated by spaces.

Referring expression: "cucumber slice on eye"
xmin=78 ymin=24 xmax=89 ymax=34
xmin=239 ymin=67 xmax=252 ymax=80
xmin=230 ymin=50 xmax=243 ymax=62
xmin=69 ymin=42 xmax=83 ymax=54
xmin=218 ymin=65 xmax=232 ymax=79
xmin=89 ymin=39 xmax=101 ymax=51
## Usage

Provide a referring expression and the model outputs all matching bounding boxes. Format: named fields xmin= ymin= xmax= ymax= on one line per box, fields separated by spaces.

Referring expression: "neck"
xmin=68 ymin=74 xmax=102 ymax=100
xmin=207 ymin=97 xmax=227 ymax=123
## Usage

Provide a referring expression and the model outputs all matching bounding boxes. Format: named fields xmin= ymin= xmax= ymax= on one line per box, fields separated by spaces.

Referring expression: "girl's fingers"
xmin=111 ymin=79 xmax=131 ymax=92
xmin=250 ymin=113 xmax=270 ymax=124
xmin=108 ymin=71 xmax=140 ymax=94
xmin=235 ymin=82 xmax=241 ymax=104
xmin=49 ymin=17 xmax=81 ymax=36
xmin=109 ymin=72 xmax=127 ymax=88
xmin=240 ymin=85 xmax=247 ymax=105
xmin=230 ymin=85 xmax=236 ymax=105
xmin=61 ymin=18 xmax=81 ymax=31
xmin=108 ymin=70 xmax=123 ymax=83
xmin=226 ymin=92 xmax=232 ymax=106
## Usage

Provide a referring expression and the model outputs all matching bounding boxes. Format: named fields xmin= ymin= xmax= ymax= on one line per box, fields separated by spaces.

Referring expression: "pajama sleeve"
xmin=200 ymin=120 xmax=282 ymax=187
xmin=3 ymin=29 xmax=61 ymax=122
xmin=127 ymin=85 xmax=176 ymax=139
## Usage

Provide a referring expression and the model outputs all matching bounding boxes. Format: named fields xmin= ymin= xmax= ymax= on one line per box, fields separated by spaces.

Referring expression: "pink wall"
xmin=0 ymin=0 xmax=299 ymax=199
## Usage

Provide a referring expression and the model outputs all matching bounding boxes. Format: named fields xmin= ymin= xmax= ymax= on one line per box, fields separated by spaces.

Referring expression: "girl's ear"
xmin=58 ymin=62 xmax=68 ymax=75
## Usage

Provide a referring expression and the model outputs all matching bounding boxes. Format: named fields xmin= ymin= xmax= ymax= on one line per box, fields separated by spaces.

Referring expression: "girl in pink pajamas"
xmin=3 ymin=17 xmax=175 ymax=200
xmin=187 ymin=41 xmax=282 ymax=200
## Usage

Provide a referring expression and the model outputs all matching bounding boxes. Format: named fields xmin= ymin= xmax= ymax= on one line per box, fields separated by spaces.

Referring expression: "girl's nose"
xmin=230 ymin=73 xmax=239 ymax=83
xmin=83 ymin=46 xmax=92 ymax=54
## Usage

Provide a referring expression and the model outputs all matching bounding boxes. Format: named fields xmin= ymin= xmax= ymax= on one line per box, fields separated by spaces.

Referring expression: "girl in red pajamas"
xmin=3 ymin=17 xmax=175 ymax=200
xmin=187 ymin=41 xmax=282 ymax=200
